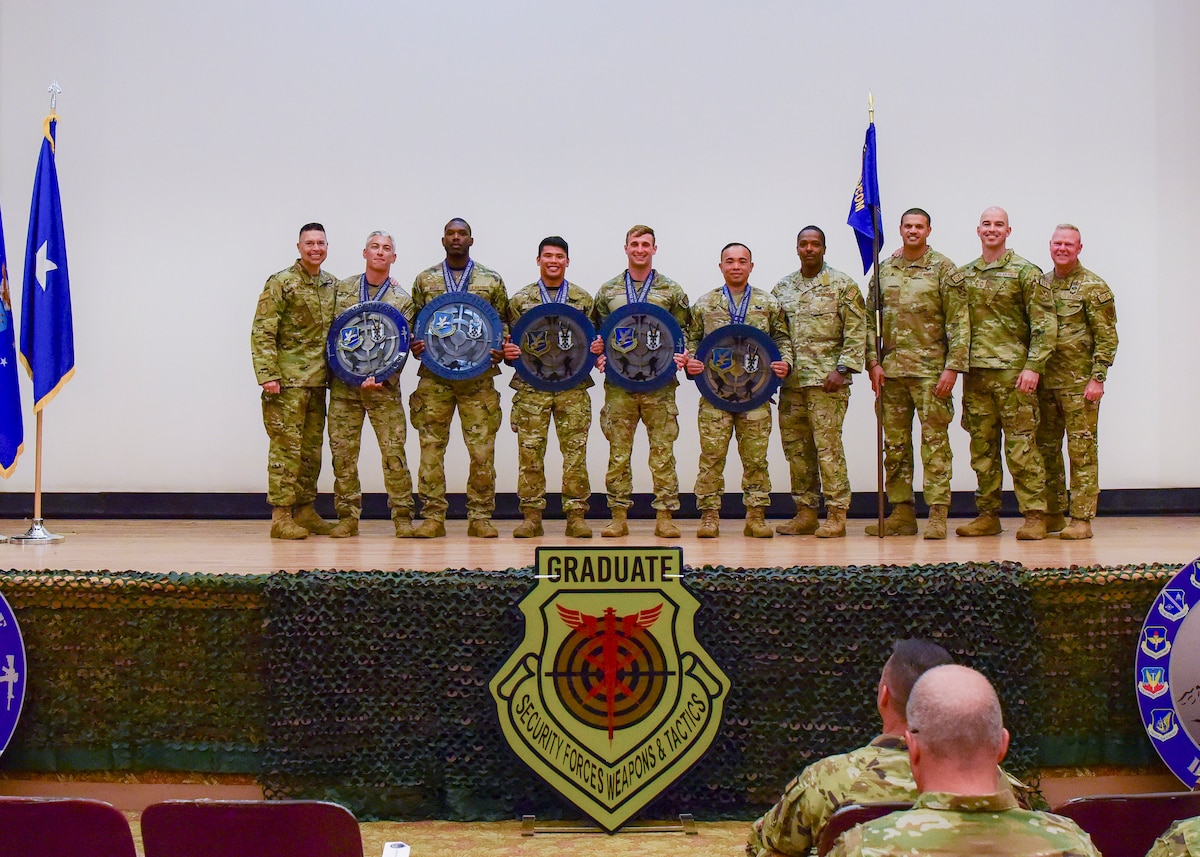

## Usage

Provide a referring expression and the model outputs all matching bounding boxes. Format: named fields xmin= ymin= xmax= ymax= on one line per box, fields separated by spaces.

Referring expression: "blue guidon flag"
xmin=0 ymin=195 xmax=23 ymax=476
xmin=21 ymin=114 xmax=75 ymax=412
xmin=847 ymin=120 xmax=882 ymax=276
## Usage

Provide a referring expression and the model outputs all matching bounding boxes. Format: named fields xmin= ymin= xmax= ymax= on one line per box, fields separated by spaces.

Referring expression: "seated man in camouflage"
xmin=828 ymin=665 xmax=1097 ymax=857
xmin=746 ymin=640 xmax=952 ymax=857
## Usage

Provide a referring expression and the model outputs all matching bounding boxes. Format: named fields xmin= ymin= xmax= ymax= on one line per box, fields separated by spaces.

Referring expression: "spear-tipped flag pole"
xmin=847 ymin=92 xmax=886 ymax=536
xmin=13 ymin=81 xmax=73 ymax=544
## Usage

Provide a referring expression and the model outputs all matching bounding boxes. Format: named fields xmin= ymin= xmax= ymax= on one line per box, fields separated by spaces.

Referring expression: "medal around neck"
xmin=693 ymin=323 xmax=781 ymax=412
xmin=326 ymin=300 xmax=411 ymax=385
xmin=414 ymin=292 xmax=504 ymax=381
xmin=597 ymin=302 xmax=685 ymax=392
xmin=510 ymin=303 xmax=597 ymax=392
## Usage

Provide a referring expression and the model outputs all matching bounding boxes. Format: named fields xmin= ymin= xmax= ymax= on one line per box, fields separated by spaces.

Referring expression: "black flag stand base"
xmin=520 ymin=813 xmax=697 ymax=836
xmin=11 ymin=518 xmax=63 ymax=544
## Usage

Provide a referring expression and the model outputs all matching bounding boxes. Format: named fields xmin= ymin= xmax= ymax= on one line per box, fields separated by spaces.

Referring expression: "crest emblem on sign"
xmin=710 ymin=348 xmax=733 ymax=373
xmin=431 ymin=311 xmax=455 ymax=338
xmin=491 ymin=546 xmax=729 ymax=833
xmin=558 ymin=325 xmax=573 ymax=351
xmin=1142 ymin=626 xmax=1171 ymax=659
xmin=340 ymin=326 xmax=362 ymax=350
xmin=613 ymin=327 xmax=637 ymax=354
xmin=1138 ymin=667 xmax=1169 ymax=699
xmin=1149 ymin=708 xmax=1180 ymax=742
xmin=526 ymin=329 xmax=550 ymax=357
xmin=1159 ymin=589 xmax=1189 ymax=622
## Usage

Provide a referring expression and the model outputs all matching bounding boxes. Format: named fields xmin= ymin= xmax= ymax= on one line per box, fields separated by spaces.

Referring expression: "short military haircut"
xmin=445 ymin=217 xmax=472 ymax=235
xmin=365 ymin=230 xmax=395 ymax=249
xmin=720 ymin=242 xmax=752 ymax=260
xmin=299 ymin=222 xmax=326 ymax=239
xmin=882 ymin=639 xmax=953 ymax=715
xmin=539 ymin=235 xmax=569 ymax=257
xmin=797 ymin=225 xmax=826 ymax=244
xmin=906 ymin=664 xmax=1005 ymax=762
xmin=626 ymin=224 xmax=656 ymax=242
xmin=901 ymin=208 xmax=932 ymax=226
xmin=1054 ymin=223 xmax=1082 ymax=238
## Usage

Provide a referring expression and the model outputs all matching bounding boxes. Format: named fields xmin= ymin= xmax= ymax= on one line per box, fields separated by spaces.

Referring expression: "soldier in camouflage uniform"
xmin=250 ymin=223 xmax=338 ymax=540
xmin=326 ymin=232 xmax=416 ymax=539
xmin=957 ymin=207 xmax=1057 ymax=540
xmin=1147 ymin=818 xmax=1200 ymax=857
xmin=747 ymin=639 xmax=952 ymax=857
xmin=828 ymin=665 xmax=1098 ymax=857
xmin=772 ymin=226 xmax=867 ymax=539
xmin=866 ymin=210 xmax=968 ymax=540
xmin=409 ymin=219 xmax=510 ymax=539
xmin=590 ymin=225 xmax=690 ymax=539
xmin=502 ymin=237 xmax=595 ymax=538
xmin=683 ymin=243 xmax=792 ymax=539
xmin=1034 ymin=225 xmax=1117 ymax=541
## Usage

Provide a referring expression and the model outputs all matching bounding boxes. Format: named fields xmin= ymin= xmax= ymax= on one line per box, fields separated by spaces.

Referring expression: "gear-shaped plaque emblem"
xmin=325 ymin=301 xmax=411 ymax=386
xmin=510 ymin=303 xmax=597 ymax=392
xmin=414 ymin=292 xmax=504 ymax=381
xmin=693 ymin=323 xmax=781 ymax=412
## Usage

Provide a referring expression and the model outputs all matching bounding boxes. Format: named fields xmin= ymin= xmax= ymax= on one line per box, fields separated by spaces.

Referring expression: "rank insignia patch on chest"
xmin=490 ymin=547 xmax=729 ymax=832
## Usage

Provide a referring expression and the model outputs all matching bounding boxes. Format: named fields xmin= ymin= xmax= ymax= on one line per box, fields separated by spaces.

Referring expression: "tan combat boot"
xmin=1015 ymin=510 xmax=1048 ymax=540
xmin=329 ymin=518 xmax=359 ymax=538
xmin=565 ymin=511 xmax=593 ymax=538
xmin=956 ymin=512 xmax=1001 ymax=537
xmin=815 ymin=506 xmax=846 ymax=538
xmin=412 ymin=518 xmax=446 ymax=539
xmin=270 ymin=506 xmax=308 ymax=540
xmin=393 ymin=514 xmax=414 ymax=538
xmin=923 ymin=504 xmax=948 ymax=540
xmin=776 ymin=506 xmax=818 ymax=536
xmin=513 ymin=510 xmax=544 ymax=538
xmin=467 ymin=518 xmax=498 ymax=538
xmin=654 ymin=509 xmax=681 ymax=539
xmin=743 ymin=507 xmax=773 ymax=538
xmin=696 ymin=510 xmax=720 ymax=539
xmin=1045 ymin=512 xmax=1067 ymax=533
xmin=864 ymin=502 xmax=918 ymax=536
xmin=1059 ymin=518 xmax=1093 ymax=540
xmin=602 ymin=508 xmax=628 ymax=538
xmin=292 ymin=503 xmax=335 ymax=535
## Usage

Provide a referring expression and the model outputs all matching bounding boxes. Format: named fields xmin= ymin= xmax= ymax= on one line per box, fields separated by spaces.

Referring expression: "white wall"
xmin=0 ymin=0 xmax=1192 ymax=497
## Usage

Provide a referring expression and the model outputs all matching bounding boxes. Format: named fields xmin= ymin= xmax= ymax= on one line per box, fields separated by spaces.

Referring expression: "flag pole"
xmin=12 ymin=82 xmax=65 ymax=544
xmin=868 ymin=93 xmax=886 ymax=538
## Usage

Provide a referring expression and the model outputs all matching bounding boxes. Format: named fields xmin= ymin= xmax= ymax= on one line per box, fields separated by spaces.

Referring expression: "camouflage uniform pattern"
xmin=867 ymin=249 xmax=969 ymax=506
xmin=687 ymin=286 xmax=793 ymax=510
xmin=508 ymin=281 xmax=595 ymax=513
xmin=959 ymin=251 xmax=1056 ymax=513
xmin=250 ymin=260 xmax=337 ymax=506
xmin=328 ymin=276 xmax=416 ymax=521
xmin=828 ymin=790 xmax=1100 ymax=857
xmin=409 ymin=261 xmax=510 ymax=522
xmin=772 ymin=265 xmax=866 ymax=510
xmin=1146 ymin=817 xmax=1200 ymax=857
xmin=1036 ymin=265 xmax=1118 ymax=521
xmin=592 ymin=271 xmax=690 ymax=511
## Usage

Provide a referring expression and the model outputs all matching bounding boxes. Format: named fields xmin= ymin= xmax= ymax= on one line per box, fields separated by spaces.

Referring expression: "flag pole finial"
xmin=47 ymin=80 xmax=61 ymax=115
xmin=868 ymin=91 xmax=874 ymax=124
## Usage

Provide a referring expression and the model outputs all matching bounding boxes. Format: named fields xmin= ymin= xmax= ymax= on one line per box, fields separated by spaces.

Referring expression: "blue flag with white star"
xmin=0 ymin=200 xmax=24 ymax=477
xmin=847 ymin=122 xmax=882 ymax=275
xmin=20 ymin=116 xmax=75 ymax=412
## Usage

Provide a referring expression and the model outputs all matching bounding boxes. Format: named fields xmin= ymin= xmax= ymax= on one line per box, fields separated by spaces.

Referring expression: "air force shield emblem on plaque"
xmin=490 ymin=547 xmax=728 ymax=832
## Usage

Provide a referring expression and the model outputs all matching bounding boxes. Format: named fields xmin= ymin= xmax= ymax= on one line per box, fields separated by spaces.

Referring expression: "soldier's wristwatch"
xmin=836 ymin=364 xmax=849 ymax=376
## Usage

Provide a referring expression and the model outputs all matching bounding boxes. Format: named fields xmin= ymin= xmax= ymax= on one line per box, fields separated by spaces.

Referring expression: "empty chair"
xmin=140 ymin=799 xmax=364 ymax=857
xmin=0 ymin=795 xmax=137 ymax=857
xmin=817 ymin=801 xmax=913 ymax=856
xmin=1052 ymin=791 xmax=1200 ymax=857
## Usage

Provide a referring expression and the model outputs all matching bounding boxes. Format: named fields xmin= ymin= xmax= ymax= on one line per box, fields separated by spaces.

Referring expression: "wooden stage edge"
xmin=0 ymin=515 xmax=1191 ymax=575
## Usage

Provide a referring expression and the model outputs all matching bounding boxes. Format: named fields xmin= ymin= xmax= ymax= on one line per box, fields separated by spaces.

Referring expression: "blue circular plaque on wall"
xmin=0 ymin=589 xmax=26 ymax=757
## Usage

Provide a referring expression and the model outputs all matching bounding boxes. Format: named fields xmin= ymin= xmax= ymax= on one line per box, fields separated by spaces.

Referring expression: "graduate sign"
xmin=491 ymin=547 xmax=728 ymax=832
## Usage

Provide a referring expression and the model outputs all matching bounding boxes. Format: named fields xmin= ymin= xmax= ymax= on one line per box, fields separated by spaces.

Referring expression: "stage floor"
xmin=0 ymin=515 xmax=1191 ymax=574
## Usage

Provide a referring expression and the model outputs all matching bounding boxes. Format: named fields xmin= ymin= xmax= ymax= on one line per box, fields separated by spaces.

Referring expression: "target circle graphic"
xmin=551 ymin=627 xmax=670 ymax=732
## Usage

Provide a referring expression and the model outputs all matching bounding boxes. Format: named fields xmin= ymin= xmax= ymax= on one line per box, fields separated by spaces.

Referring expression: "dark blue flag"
xmin=20 ymin=117 xmax=74 ymax=412
xmin=847 ymin=122 xmax=882 ymax=275
xmin=0 ymin=200 xmax=24 ymax=476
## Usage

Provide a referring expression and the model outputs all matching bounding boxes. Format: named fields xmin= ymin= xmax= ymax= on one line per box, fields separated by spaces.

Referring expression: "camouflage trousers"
xmin=694 ymin=400 xmax=772 ymax=510
xmin=1036 ymin=385 xmax=1100 ymax=520
xmin=328 ymin=384 xmax=414 ymax=520
xmin=961 ymin=368 xmax=1047 ymax=513
xmin=261 ymin=385 xmax=326 ymax=507
xmin=510 ymin=385 xmax=591 ymax=513
xmin=599 ymin=383 xmax=680 ymax=511
xmin=777 ymin=385 xmax=851 ymax=509
xmin=408 ymin=374 xmax=501 ymax=522
xmin=879 ymin=376 xmax=955 ymax=506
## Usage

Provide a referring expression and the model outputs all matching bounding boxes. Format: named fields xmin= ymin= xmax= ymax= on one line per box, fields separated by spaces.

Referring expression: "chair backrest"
xmin=1052 ymin=791 xmax=1200 ymax=857
xmin=140 ymin=799 xmax=364 ymax=857
xmin=0 ymin=795 xmax=138 ymax=857
xmin=817 ymin=801 xmax=913 ymax=856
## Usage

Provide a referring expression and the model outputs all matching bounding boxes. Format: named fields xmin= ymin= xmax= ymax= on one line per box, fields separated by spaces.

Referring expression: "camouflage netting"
xmin=0 ymin=563 xmax=1180 ymax=823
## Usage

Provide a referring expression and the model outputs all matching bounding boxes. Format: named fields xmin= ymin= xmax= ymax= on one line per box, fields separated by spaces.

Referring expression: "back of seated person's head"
xmin=906 ymin=664 xmax=1007 ymax=772
xmin=881 ymin=639 xmax=953 ymax=720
